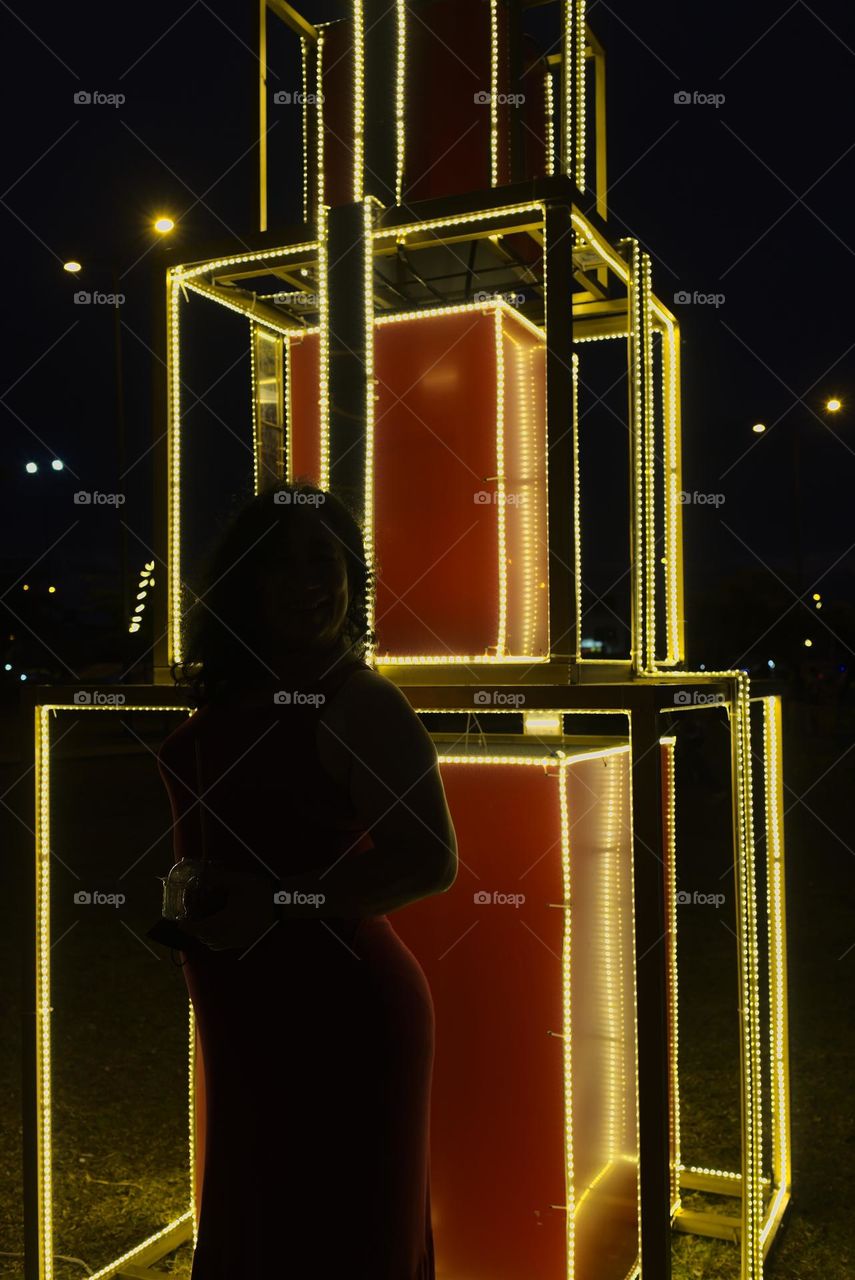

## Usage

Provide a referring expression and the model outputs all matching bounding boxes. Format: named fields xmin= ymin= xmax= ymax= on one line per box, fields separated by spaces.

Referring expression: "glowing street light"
xmin=51 ymin=459 xmax=64 ymax=471
xmin=153 ymin=216 xmax=175 ymax=235
xmin=752 ymin=422 xmax=766 ymax=434
xmin=804 ymin=639 xmax=813 ymax=648
xmin=63 ymin=261 xmax=82 ymax=274
xmin=826 ymin=397 xmax=842 ymax=413
xmin=25 ymin=461 xmax=38 ymax=474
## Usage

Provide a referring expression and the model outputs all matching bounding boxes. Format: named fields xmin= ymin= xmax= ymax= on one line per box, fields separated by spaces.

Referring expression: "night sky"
xmin=2 ymin=0 xmax=853 ymax=678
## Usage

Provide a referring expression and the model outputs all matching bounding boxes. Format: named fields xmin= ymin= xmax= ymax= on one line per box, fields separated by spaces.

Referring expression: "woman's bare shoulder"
xmin=325 ymin=667 xmax=415 ymax=723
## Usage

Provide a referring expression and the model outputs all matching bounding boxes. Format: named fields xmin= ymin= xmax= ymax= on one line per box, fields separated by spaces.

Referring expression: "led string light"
xmin=352 ymin=0 xmax=365 ymax=201
xmin=490 ymin=0 xmax=500 ymax=187
xmin=249 ymin=320 xmax=260 ymax=495
xmin=494 ymin=307 xmax=509 ymax=655
xmin=284 ymin=334 xmax=294 ymax=483
xmin=663 ymin=738 xmax=682 ymax=1212
xmin=571 ymin=352 xmax=582 ymax=659
xmin=395 ymin=0 xmax=407 ymax=205
xmin=559 ymin=759 xmax=576 ymax=1279
xmin=167 ymin=273 xmax=183 ymax=667
xmin=373 ymin=200 xmax=546 ymax=244
xmin=362 ymin=196 xmax=377 ymax=656
xmin=34 ymin=702 xmax=196 ymax=1279
xmin=650 ymin=303 xmax=684 ymax=666
xmin=641 ymin=254 xmax=656 ymax=673
xmin=128 ymin=561 xmax=156 ymax=634
xmin=188 ymin=1004 xmax=198 ymax=1249
xmin=545 ymin=68 xmax=555 ymax=177
xmin=317 ymin=29 xmax=330 ymax=488
xmin=624 ymin=708 xmax=644 ymax=1275
xmin=628 ymin=243 xmax=645 ymax=672
xmin=760 ymin=694 xmax=791 ymax=1247
xmin=174 ymin=242 xmax=319 ymax=284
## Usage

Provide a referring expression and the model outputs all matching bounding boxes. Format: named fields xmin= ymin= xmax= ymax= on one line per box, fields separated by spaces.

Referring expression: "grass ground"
xmin=0 ymin=696 xmax=851 ymax=1278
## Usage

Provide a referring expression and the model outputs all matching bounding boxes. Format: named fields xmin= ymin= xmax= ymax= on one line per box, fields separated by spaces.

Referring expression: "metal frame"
xmin=20 ymin=676 xmax=789 ymax=1279
xmin=156 ymin=175 xmax=685 ymax=682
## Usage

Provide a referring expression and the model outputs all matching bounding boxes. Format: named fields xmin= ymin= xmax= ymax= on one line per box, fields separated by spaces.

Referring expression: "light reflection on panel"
xmin=392 ymin=743 xmax=639 ymax=1280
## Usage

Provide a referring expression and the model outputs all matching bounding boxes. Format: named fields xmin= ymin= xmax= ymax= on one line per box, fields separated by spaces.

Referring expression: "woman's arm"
xmin=277 ymin=671 xmax=458 ymax=919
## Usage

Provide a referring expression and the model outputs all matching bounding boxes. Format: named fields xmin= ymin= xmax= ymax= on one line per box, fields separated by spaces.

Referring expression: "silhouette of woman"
xmin=154 ymin=483 xmax=457 ymax=1278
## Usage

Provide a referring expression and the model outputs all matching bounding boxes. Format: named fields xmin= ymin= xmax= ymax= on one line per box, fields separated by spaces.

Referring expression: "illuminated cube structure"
xmin=21 ymin=4 xmax=791 ymax=1280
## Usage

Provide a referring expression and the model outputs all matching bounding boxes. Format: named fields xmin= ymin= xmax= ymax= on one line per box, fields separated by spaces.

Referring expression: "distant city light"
xmin=4 ymin=664 xmax=11 ymax=672
xmin=51 ymin=459 xmax=64 ymax=471
xmin=25 ymin=461 xmax=38 ymax=474
xmin=812 ymin=593 xmax=821 ymax=601
xmin=20 ymin=673 xmax=27 ymax=681
xmin=22 ymin=584 xmax=29 ymax=591
xmin=804 ymin=639 xmax=813 ymax=648
xmin=752 ymin=423 xmax=766 ymax=434
xmin=768 ymin=659 xmax=776 ymax=669
xmin=48 ymin=586 xmax=56 ymax=594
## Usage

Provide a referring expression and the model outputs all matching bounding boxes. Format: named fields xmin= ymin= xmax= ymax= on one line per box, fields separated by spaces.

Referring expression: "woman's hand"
xmin=178 ymin=868 xmax=277 ymax=952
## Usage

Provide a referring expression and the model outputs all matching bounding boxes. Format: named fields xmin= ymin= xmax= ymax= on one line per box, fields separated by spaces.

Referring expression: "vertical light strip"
xmin=363 ymin=197 xmax=377 ymax=656
xmin=629 ymin=243 xmax=645 ymax=673
xmin=395 ymin=0 xmax=407 ymax=205
xmin=572 ymin=352 xmax=582 ymax=660
xmin=563 ymin=0 xmax=586 ymax=187
xmin=167 ymin=271 xmax=183 ymax=667
xmin=353 ymin=0 xmax=365 ymax=201
xmin=188 ymin=1004 xmax=198 ymax=1249
xmin=284 ymin=335 xmax=293 ymax=483
xmin=655 ymin=308 xmax=684 ymax=665
xmin=559 ymin=760 xmax=575 ymax=1279
xmin=249 ymin=321 xmax=260 ymax=495
xmin=641 ymin=255 xmax=656 ymax=671
xmin=490 ymin=0 xmax=500 ymax=187
xmin=35 ymin=705 xmax=53 ymax=1280
xmin=624 ymin=716 xmax=643 ymax=1273
xmin=663 ymin=738 xmax=682 ymax=1213
xmin=317 ymin=30 xmax=330 ymax=489
xmin=544 ymin=68 xmax=555 ymax=177
xmin=494 ymin=305 xmax=508 ymax=655
xmin=734 ymin=676 xmax=764 ymax=1277
xmin=576 ymin=0 xmax=587 ymax=189
xmin=761 ymin=694 xmax=792 ymax=1242
xmin=300 ymin=36 xmax=309 ymax=223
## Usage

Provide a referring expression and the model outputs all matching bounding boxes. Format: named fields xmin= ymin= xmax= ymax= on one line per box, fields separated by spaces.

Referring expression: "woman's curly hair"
xmin=171 ymin=480 xmax=375 ymax=705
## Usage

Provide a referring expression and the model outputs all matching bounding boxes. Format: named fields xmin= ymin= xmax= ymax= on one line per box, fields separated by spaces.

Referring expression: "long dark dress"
xmin=156 ymin=657 xmax=436 ymax=1278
